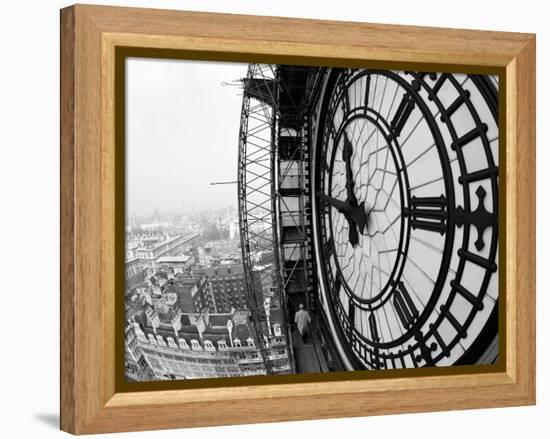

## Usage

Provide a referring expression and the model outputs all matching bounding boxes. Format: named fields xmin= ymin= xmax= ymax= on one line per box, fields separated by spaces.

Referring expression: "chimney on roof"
xmin=145 ymin=307 xmax=160 ymax=335
xmin=263 ymin=297 xmax=272 ymax=336
xmin=227 ymin=319 xmax=234 ymax=348
xmin=196 ymin=314 xmax=207 ymax=340
xmin=171 ymin=308 xmax=182 ymax=337
xmin=132 ymin=321 xmax=146 ymax=340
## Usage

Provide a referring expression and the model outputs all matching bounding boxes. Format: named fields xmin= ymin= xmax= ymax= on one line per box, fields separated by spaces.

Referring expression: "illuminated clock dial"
xmin=312 ymin=68 xmax=499 ymax=369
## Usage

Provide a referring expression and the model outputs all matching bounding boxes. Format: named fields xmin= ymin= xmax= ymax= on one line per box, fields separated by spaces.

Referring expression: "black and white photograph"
xmin=124 ymin=59 xmax=500 ymax=381
xmin=4 ymin=0 xmax=548 ymax=437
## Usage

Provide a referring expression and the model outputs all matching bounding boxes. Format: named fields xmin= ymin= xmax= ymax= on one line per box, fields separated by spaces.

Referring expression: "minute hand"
xmin=342 ymin=132 xmax=359 ymax=207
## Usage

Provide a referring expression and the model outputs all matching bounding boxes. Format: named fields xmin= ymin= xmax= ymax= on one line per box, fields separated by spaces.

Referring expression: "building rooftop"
xmin=252 ymin=263 xmax=273 ymax=272
xmin=134 ymin=307 xmax=255 ymax=349
xmin=204 ymin=263 xmax=245 ymax=277
xmin=209 ymin=314 xmax=233 ymax=327
xmin=156 ymin=255 xmax=192 ymax=264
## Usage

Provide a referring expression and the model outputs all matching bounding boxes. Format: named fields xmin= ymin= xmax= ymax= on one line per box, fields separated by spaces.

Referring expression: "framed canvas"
xmin=60 ymin=4 xmax=536 ymax=435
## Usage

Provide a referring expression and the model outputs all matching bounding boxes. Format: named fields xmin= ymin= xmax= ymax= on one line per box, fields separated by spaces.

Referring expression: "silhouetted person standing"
xmin=295 ymin=303 xmax=311 ymax=344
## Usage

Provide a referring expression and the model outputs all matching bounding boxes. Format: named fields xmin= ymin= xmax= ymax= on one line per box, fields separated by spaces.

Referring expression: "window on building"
xmin=234 ymin=338 xmax=241 ymax=347
xmin=247 ymin=337 xmax=255 ymax=348
xmin=191 ymin=339 xmax=202 ymax=350
xmin=218 ymin=340 xmax=228 ymax=350
xmin=204 ymin=340 xmax=215 ymax=351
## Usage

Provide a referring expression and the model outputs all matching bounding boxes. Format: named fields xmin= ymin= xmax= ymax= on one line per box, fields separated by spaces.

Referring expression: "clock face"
xmin=312 ymin=68 xmax=499 ymax=369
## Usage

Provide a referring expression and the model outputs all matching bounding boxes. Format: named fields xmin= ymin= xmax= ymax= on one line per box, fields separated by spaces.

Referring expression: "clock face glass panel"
xmin=313 ymin=68 xmax=499 ymax=369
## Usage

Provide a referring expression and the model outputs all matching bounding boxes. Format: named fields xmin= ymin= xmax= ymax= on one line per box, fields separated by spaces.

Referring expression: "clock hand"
xmin=351 ymin=201 xmax=370 ymax=234
xmin=317 ymin=193 xmax=371 ymax=245
xmin=341 ymin=132 xmax=373 ymax=233
xmin=317 ymin=192 xmax=349 ymax=212
xmin=348 ymin=219 xmax=359 ymax=248
xmin=342 ymin=131 xmax=359 ymax=207
xmin=317 ymin=193 xmax=358 ymax=246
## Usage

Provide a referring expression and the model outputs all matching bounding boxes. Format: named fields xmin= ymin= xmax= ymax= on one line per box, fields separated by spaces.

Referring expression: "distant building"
xmin=219 ymin=255 xmax=240 ymax=265
xmin=252 ymin=263 xmax=274 ymax=305
xmin=125 ymin=257 xmax=147 ymax=291
xmin=125 ymin=323 xmax=156 ymax=382
xmin=190 ymin=265 xmax=207 ymax=279
xmin=170 ymin=262 xmax=275 ymax=315
xmin=164 ymin=276 xmax=214 ymax=314
xmin=125 ymin=241 xmax=140 ymax=260
xmin=156 ymin=254 xmax=194 ymax=273
xmin=127 ymin=232 xmax=199 ymax=267
xmin=197 ymin=247 xmax=206 ymax=265
xmin=204 ymin=264 xmax=248 ymax=313
xmin=203 ymin=239 xmax=240 ymax=259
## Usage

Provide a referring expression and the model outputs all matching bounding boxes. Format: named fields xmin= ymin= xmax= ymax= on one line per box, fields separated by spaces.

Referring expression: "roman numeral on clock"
xmin=393 ymin=281 xmax=419 ymax=329
xmin=390 ymin=93 xmax=415 ymax=138
xmin=403 ymin=195 xmax=447 ymax=234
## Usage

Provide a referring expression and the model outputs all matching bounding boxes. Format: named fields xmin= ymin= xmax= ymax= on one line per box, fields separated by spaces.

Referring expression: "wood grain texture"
xmin=60 ymin=4 xmax=536 ymax=434
xmin=60 ymin=6 xmax=75 ymax=433
xmin=508 ymin=36 xmax=536 ymax=397
xmin=81 ymin=4 xmax=530 ymax=68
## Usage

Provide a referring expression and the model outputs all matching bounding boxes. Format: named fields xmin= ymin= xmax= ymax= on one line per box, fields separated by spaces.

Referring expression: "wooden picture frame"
xmin=60 ymin=4 xmax=536 ymax=434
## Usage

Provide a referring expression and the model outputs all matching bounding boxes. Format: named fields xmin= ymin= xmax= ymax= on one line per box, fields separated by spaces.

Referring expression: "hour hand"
xmin=323 ymin=194 xmax=359 ymax=247
xmin=347 ymin=218 xmax=359 ymax=247
xmin=317 ymin=192 xmax=349 ymax=213
xmin=317 ymin=193 xmax=371 ymax=246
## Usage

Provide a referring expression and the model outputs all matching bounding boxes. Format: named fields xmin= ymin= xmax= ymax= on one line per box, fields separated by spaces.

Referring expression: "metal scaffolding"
xmin=237 ymin=64 xmax=326 ymax=374
xmin=237 ymin=64 xmax=294 ymax=374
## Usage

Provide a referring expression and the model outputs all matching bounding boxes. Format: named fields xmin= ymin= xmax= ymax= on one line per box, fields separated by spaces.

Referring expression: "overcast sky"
xmin=126 ymin=58 xmax=248 ymax=216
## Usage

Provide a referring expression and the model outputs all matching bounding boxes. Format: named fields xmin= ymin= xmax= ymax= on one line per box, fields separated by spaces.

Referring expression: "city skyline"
xmin=126 ymin=58 xmax=247 ymax=216
xmin=127 ymin=204 xmax=238 ymax=219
